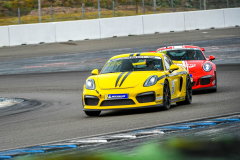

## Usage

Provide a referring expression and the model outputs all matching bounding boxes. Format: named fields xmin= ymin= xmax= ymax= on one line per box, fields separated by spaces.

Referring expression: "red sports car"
xmin=155 ymin=45 xmax=217 ymax=92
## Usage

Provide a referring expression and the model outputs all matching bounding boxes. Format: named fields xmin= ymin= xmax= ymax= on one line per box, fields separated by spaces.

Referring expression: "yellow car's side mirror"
xmin=169 ymin=64 xmax=179 ymax=71
xmin=91 ymin=69 xmax=98 ymax=75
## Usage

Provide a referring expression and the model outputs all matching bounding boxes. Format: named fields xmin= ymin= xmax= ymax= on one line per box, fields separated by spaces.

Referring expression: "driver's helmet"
xmin=187 ymin=50 xmax=196 ymax=58
xmin=146 ymin=60 xmax=155 ymax=67
xmin=192 ymin=50 xmax=197 ymax=56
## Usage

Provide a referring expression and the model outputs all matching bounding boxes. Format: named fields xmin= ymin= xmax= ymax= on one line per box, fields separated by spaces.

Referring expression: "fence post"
xmin=50 ymin=5 xmax=53 ymax=22
xmin=227 ymin=0 xmax=229 ymax=8
xmin=136 ymin=0 xmax=138 ymax=14
xmin=142 ymin=0 xmax=145 ymax=15
xmin=98 ymin=0 xmax=101 ymax=18
xmin=200 ymin=0 xmax=202 ymax=10
xmin=204 ymin=0 xmax=206 ymax=10
xmin=38 ymin=0 xmax=41 ymax=23
xmin=154 ymin=0 xmax=156 ymax=14
xmin=113 ymin=1 xmax=115 ymax=17
xmin=171 ymin=0 xmax=174 ymax=12
xmin=18 ymin=7 xmax=21 ymax=24
xmin=82 ymin=3 xmax=85 ymax=20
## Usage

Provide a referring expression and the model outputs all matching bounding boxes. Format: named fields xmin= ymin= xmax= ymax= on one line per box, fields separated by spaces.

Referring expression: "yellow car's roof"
xmin=110 ymin=52 xmax=164 ymax=60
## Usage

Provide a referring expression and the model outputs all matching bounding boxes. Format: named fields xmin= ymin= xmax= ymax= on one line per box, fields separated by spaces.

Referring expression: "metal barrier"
xmin=0 ymin=7 xmax=240 ymax=47
xmin=0 ymin=0 xmax=239 ymax=26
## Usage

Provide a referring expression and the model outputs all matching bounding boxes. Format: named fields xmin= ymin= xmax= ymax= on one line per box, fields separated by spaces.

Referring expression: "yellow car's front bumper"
xmin=83 ymin=84 xmax=164 ymax=111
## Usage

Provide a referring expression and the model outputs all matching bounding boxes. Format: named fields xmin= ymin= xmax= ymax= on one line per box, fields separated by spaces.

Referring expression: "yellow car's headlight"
xmin=144 ymin=75 xmax=158 ymax=87
xmin=85 ymin=79 xmax=95 ymax=90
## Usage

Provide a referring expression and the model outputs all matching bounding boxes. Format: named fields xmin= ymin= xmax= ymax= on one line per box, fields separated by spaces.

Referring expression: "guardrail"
xmin=0 ymin=8 xmax=239 ymax=47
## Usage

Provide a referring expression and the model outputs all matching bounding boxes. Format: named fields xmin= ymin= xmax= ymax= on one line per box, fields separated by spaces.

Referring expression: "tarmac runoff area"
xmin=0 ymin=114 xmax=240 ymax=159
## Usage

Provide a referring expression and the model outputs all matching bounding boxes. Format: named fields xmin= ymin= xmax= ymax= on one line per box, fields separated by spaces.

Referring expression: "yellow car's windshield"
xmin=101 ymin=56 xmax=164 ymax=74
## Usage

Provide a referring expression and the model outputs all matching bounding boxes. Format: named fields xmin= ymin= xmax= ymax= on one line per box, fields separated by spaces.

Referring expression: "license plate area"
xmin=105 ymin=94 xmax=129 ymax=100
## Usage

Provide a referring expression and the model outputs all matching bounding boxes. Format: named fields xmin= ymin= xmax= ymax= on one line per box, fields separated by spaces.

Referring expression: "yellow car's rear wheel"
xmin=177 ymin=76 xmax=192 ymax=105
xmin=163 ymin=80 xmax=171 ymax=110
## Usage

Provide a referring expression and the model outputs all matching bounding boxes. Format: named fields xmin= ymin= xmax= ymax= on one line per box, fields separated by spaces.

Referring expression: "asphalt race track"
xmin=0 ymin=27 xmax=240 ymax=151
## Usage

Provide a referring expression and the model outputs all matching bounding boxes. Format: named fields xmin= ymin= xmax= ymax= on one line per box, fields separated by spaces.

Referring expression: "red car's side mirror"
xmin=209 ymin=55 xmax=215 ymax=61
xmin=200 ymin=48 xmax=205 ymax=51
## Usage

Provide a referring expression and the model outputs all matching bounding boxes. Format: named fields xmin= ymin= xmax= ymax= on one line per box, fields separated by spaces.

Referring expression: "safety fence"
xmin=0 ymin=0 xmax=240 ymax=26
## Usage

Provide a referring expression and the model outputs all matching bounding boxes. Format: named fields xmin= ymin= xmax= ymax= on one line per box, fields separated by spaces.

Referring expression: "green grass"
xmin=0 ymin=6 xmax=199 ymax=26
xmin=18 ymin=137 xmax=240 ymax=160
xmin=0 ymin=10 xmax=170 ymax=26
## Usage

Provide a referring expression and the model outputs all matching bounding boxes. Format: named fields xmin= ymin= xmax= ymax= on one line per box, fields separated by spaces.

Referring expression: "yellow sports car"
xmin=82 ymin=52 xmax=192 ymax=116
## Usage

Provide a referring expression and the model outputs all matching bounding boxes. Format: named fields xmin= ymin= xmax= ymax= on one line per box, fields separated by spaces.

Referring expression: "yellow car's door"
xmin=163 ymin=56 xmax=180 ymax=102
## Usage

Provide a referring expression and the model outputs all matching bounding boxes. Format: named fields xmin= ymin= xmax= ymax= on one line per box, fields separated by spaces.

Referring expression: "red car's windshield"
xmin=159 ymin=49 xmax=206 ymax=61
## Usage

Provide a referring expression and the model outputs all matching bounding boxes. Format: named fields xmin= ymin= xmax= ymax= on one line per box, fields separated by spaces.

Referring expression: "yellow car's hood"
xmin=97 ymin=71 xmax=159 ymax=89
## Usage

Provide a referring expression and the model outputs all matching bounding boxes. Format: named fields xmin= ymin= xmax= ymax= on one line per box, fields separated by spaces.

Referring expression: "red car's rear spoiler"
xmin=200 ymin=48 xmax=205 ymax=51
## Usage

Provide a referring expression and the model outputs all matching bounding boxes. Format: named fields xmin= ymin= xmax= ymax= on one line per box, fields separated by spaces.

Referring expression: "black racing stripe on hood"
xmin=157 ymin=75 xmax=166 ymax=81
xmin=136 ymin=53 xmax=141 ymax=56
xmin=119 ymin=72 xmax=132 ymax=87
xmin=115 ymin=72 xmax=125 ymax=87
xmin=129 ymin=53 xmax=134 ymax=57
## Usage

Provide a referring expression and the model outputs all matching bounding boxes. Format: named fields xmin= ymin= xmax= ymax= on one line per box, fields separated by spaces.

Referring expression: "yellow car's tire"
xmin=82 ymin=98 xmax=101 ymax=116
xmin=177 ymin=76 xmax=192 ymax=105
xmin=84 ymin=111 xmax=101 ymax=116
xmin=163 ymin=80 xmax=171 ymax=110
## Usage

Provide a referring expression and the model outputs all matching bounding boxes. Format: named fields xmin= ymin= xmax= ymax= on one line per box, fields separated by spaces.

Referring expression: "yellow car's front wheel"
xmin=82 ymin=98 xmax=101 ymax=116
xmin=84 ymin=111 xmax=101 ymax=116
xmin=163 ymin=80 xmax=171 ymax=110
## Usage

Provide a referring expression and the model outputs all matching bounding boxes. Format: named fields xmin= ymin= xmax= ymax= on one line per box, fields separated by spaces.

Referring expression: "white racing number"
xmin=171 ymin=81 xmax=175 ymax=95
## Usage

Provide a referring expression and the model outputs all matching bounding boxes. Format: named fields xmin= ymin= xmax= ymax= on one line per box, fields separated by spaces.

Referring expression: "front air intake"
xmin=200 ymin=78 xmax=211 ymax=85
xmin=84 ymin=95 xmax=99 ymax=106
xmin=100 ymin=99 xmax=135 ymax=106
xmin=136 ymin=92 xmax=155 ymax=103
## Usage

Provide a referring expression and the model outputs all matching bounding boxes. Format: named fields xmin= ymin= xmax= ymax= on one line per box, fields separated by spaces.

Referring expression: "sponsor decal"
xmin=156 ymin=96 xmax=163 ymax=100
xmin=171 ymin=80 xmax=175 ymax=95
xmin=112 ymin=56 xmax=161 ymax=61
xmin=175 ymin=63 xmax=183 ymax=66
xmin=171 ymin=97 xmax=181 ymax=102
xmin=174 ymin=46 xmax=183 ymax=49
xmin=156 ymin=100 xmax=162 ymax=104
xmin=188 ymin=64 xmax=196 ymax=68
xmin=106 ymin=94 xmax=129 ymax=100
